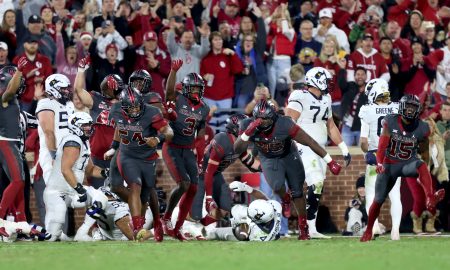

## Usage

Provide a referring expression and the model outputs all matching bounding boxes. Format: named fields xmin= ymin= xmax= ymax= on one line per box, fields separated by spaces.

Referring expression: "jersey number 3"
xmin=310 ymin=106 xmax=329 ymax=123
xmin=182 ymin=117 xmax=197 ymax=136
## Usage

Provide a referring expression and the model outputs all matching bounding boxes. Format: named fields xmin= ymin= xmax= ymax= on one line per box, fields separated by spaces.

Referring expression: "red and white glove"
xmin=241 ymin=118 xmax=262 ymax=141
xmin=171 ymin=59 xmax=183 ymax=72
xmin=17 ymin=56 xmax=28 ymax=73
xmin=327 ymin=160 xmax=342 ymax=175
xmin=78 ymin=56 xmax=91 ymax=72
xmin=164 ymin=101 xmax=177 ymax=121
xmin=376 ymin=163 xmax=385 ymax=174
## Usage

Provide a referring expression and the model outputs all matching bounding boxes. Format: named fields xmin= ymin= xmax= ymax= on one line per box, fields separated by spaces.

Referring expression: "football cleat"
xmin=360 ymin=230 xmax=374 ymax=242
xmin=135 ymin=228 xmax=148 ymax=242
xmin=205 ymin=197 xmax=218 ymax=216
xmin=426 ymin=189 xmax=445 ymax=213
xmin=310 ymin=232 xmax=331 ymax=239
xmin=161 ymin=217 xmax=175 ymax=237
xmin=0 ymin=227 xmax=9 ymax=237
xmin=153 ymin=224 xmax=164 ymax=243
xmin=174 ymin=229 xmax=189 ymax=241
xmin=297 ymin=216 xmax=310 ymax=240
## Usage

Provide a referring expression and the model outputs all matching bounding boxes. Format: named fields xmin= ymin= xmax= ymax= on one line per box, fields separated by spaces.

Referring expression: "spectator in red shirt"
xmin=128 ymin=1 xmax=162 ymax=47
xmin=347 ymin=33 xmax=389 ymax=82
xmin=132 ymin=31 xmax=171 ymax=100
xmin=168 ymin=0 xmax=195 ymax=32
xmin=387 ymin=0 xmax=415 ymax=27
xmin=400 ymin=10 xmax=424 ymax=40
xmin=385 ymin=21 xmax=413 ymax=72
xmin=200 ymin=31 xmax=243 ymax=111
xmin=334 ymin=0 xmax=365 ymax=36
xmin=215 ymin=0 xmax=241 ymax=39
xmin=378 ymin=37 xmax=403 ymax=101
xmin=13 ymin=36 xmax=52 ymax=113
xmin=41 ymin=5 xmax=57 ymax=41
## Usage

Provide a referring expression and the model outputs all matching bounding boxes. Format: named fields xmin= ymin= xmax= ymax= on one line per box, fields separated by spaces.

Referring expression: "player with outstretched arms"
xmin=360 ymin=95 xmax=445 ymax=242
xmin=358 ymin=78 xmax=402 ymax=240
xmin=234 ymin=99 xmax=342 ymax=240
xmin=285 ymin=66 xmax=351 ymax=239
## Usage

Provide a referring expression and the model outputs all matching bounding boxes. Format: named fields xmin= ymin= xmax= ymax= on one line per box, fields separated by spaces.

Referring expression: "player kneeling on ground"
xmin=45 ymin=112 xmax=108 ymax=241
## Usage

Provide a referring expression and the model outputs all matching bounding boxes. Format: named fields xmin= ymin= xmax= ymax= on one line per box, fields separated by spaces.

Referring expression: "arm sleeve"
xmin=151 ymin=111 xmax=168 ymax=130
xmin=281 ymin=20 xmax=295 ymax=42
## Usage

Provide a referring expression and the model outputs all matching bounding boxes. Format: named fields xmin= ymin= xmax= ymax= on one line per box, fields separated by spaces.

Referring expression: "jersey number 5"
xmin=119 ymin=130 xmax=146 ymax=146
xmin=310 ymin=106 xmax=329 ymax=123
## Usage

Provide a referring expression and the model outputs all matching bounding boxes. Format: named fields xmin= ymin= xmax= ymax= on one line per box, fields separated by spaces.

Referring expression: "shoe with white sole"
xmin=310 ymin=232 xmax=331 ymax=239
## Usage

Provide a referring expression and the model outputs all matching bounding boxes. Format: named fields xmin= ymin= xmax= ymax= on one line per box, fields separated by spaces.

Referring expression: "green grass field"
xmin=1 ymin=236 xmax=449 ymax=270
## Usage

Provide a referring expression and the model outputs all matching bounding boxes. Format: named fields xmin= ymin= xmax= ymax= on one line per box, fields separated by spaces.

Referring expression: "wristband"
xmin=157 ymin=134 xmax=166 ymax=144
xmin=50 ymin=150 xmax=56 ymax=160
xmin=111 ymin=140 xmax=120 ymax=150
xmin=323 ymin=154 xmax=332 ymax=163
xmin=338 ymin=142 xmax=349 ymax=156
xmin=241 ymin=133 xmax=250 ymax=142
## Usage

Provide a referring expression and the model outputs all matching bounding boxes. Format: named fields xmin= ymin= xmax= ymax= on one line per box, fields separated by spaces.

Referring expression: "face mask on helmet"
xmin=182 ymin=73 xmax=205 ymax=104
xmin=129 ymin=70 xmax=152 ymax=94
xmin=60 ymin=86 xmax=73 ymax=103
xmin=252 ymin=100 xmax=277 ymax=132
xmin=120 ymin=87 xmax=144 ymax=119
xmin=80 ymin=123 xmax=93 ymax=139
xmin=401 ymin=102 xmax=421 ymax=120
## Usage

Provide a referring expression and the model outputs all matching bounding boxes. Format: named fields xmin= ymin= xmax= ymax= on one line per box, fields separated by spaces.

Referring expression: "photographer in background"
xmin=244 ymin=84 xmax=279 ymax=115
xmin=343 ymin=175 xmax=367 ymax=236
xmin=436 ymin=102 xmax=450 ymax=231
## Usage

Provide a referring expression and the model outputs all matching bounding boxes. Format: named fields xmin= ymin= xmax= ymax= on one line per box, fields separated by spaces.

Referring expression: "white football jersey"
xmin=358 ymin=102 xmax=398 ymax=151
xmin=248 ymin=200 xmax=282 ymax=242
xmin=287 ymin=90 xmax=332 ymax=146
xmin=36 ymin=98 xmax=74 ymax=181
xmin=47 ymin=134 xmax=90 ymax=192
xmin=97 ymin=200 xmax=130 ymax=240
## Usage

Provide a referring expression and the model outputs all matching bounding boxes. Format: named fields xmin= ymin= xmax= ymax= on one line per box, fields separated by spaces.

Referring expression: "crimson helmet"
xmin=100 ymin=74 xmax=124 ymax=99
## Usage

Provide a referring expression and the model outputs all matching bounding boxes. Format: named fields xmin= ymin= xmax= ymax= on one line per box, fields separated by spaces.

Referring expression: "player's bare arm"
xmin=240 ymin=151 xmax=261 ymax=172
xmin=327 ymin=117 xmax=351 ymax=166
xmin=115 ymin=215 xmax=134 ymax=240
xmin=61 ymin=145 xmax=82 ymax=188
xmin=38 ymin=111 xmax=57 ymax=155
xmin=74 ymin=56 xmax=94 ymax=109
xmin=85 ymin=159 xmax=108 ymax=179
xmin=293 ymin=128 xmax=328 ymax=157
xmin=234 ymin=137 xmax=251 ymax=156
xmin=165 ymin=59 xmax=183 ymax=102
xmin=284 ymin=107 xmax=301 ymax=122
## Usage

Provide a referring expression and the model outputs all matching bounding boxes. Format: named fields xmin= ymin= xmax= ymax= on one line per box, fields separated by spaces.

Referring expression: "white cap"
xmin=0 ymin=42 xmax=8 ymax=50
xmin=319 ymin=8 xmax=333 ymax=19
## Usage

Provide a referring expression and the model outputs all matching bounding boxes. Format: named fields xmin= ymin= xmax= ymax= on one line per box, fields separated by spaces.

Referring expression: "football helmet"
xmin=365 ymin=78 xmax=389 ymax=104
xmin=45 ymin=74 xmax=72 ymax=104
xmin=0 ymin=66 xmax=25 ymax=97
xmin=129 ymin=69 xmax=152 ymax=94
xmin=100 ymin=74 xmax=124 ymax=99
xmin=252 ymin=99 xmax=277 ymax=131
xmin=247 ymin=200 xmax=275 ymax=224
xmin=68 ymin=111 xmax=93 ymax=141
xmin=305 ymin=67 xmax=333 ymax=93
xmin=226 ymin=114 xmax=249 ymax=137
xmin=120 ymin=86 xmax=144 ymax=119
xmin=181 ymin=72 xmax=205 ymax=104
xmin=399 ymin=94 xmax=421 ymax=121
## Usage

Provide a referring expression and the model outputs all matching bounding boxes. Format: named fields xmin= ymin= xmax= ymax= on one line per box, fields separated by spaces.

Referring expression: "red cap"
xmin=106 ymin=43 xmax=118 ymax=53
xmin=40 ymin=4 xmax=52 ymax=14
xmin=80 ymin=31 xmax=93 ymax=40
xmin=143 ymin=31 xmax=158 ymax=41
xmin=226 ymin=0 xmax=239 ymax=7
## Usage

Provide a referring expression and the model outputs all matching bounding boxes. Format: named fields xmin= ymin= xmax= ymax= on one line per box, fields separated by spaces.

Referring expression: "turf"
xmin=1 ymin=236 xmax=449 ymax=270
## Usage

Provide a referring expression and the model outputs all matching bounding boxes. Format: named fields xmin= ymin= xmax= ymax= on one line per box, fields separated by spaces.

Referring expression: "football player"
xmin=235 ymin=99 xmax=342 ymax=240
xmin=36 ymin=73 xmax=75 ymax=184
xmin=0 ymin=219 xmax=51 ymax=243
xmin=206 ymin=181 xmax=281 ymax=242
xmin=191 ymin=114 xmax=261 ymax=225
xmin=74 ymin=56 xmax=125 ymax=187
xmin=161 ymin=59 xmax=210 ymax=241
xmin=0 ymin=63 xmax=28 ymax=223
xmin=360 ymin=95 xmax=446 ymax=242
xmin=358 ymin=78 xmax=402 ymax=240
xmin=44 ymin=112 xmax=108 ymax=241
xmin=112 ymin=86 xmax=173 ymax=241
xmin=285 ymin=66 xmax=351 ymax=239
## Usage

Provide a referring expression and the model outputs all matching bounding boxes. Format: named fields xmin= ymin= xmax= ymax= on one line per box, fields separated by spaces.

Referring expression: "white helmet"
xmin=365 ymin=78 xmax=389 ymax=104
xmin=68 ymin=112 xmax=93 ymax=140
xmin=305 ymin=67 xmax=333 ymax=93
xmin=247 ymin=199 xmax=275 ymax=224
xmin=45 ymin=74 xmax=72 ymax=104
